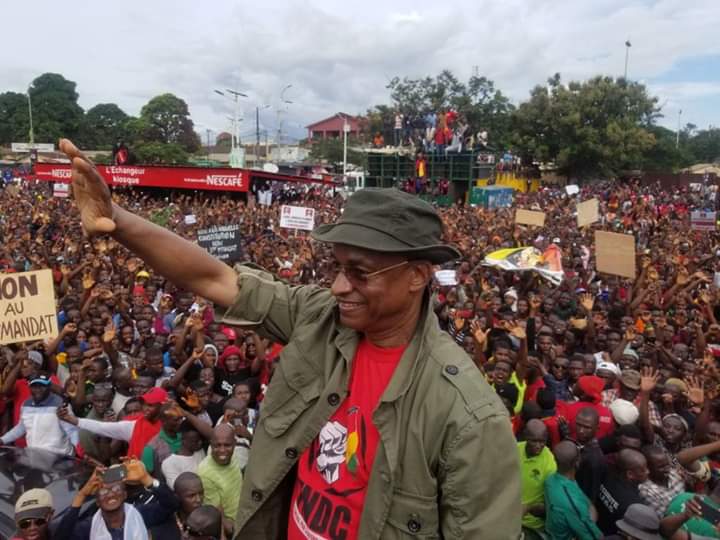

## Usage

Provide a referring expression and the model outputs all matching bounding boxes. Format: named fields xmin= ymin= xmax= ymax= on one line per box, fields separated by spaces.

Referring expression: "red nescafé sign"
xmin=34 ymin=163 xmax=248 ymax=192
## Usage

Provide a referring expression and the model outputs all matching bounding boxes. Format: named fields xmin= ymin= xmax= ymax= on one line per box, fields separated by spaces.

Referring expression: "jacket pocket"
xmin=261 ymin=360 xmax=320 ymax=438
xmin=385 ymin=489 xmax=440 ymax=539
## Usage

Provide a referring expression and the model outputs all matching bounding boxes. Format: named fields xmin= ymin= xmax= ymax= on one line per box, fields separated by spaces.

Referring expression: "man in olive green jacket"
xmin=61 ymin=138 xmax=521 ymax=539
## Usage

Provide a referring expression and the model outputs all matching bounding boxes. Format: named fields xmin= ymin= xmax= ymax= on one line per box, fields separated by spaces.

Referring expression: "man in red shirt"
xmin=561 ymin=375 xmax=615 ymax=440
xmin=59 ymin=387 xmax=168 ymax=458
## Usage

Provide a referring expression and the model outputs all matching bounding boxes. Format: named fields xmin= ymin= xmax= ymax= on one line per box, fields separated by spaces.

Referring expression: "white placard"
xmin=691 ymin=211 xmax=716 ymax=231
xmin=565 ymin=184 xmax=580 ymax=196
xmin=184 ymin=214 xmax=197 ymax=225
xmin=279 ymin=205 xmax=315 ymax=231
xmin=434 ymin=270 xmax=457 ymax=286
xmin=11 ymin=142 xmax=55 ymax=153
xmin=53 ymin=183 xmax=70 ymax=198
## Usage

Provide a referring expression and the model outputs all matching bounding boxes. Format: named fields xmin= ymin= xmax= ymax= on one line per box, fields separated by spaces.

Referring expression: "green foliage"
xmin=133 ymin=142 xmax=189 ymax=164
xmin=309 ymin=137 xmax=366 ymax=168
xmin=139 ymin=93 xmax=201 ymax=152
xmin=373 ymin=70 xmax=515 ymax=148
xmin=685 ymin=128 xmax=720 ymax=163
xmin=81 ymin=103 xmax=129 ymax=149
xmin=0 ymin=92 xmax=30 ymax=144
xmin=29 ymin=73 xmax=84 ymax=143
xmin=511 ymin=75 xmax=660 ymax=178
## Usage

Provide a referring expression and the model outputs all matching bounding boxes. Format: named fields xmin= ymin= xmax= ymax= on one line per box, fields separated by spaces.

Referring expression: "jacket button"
xmin=251 ymin=489 xmax=263 ymax=502
xmin=285 ymin=447 xmax=298 ymax=459
xmin=445 ymin=365 xmax=459 ymax=375
xmin=327 ymin=393 xmax=340 ymax=406
xmin=407 ymin=518 xmax=421 ymax=533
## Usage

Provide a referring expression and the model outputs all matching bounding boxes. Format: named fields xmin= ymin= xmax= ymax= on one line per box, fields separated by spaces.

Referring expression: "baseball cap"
xmin=136 ymin=270 xmax=150 ymax=279
xmin=141 ymin=387 xmax=168 ymax=405
xmin=15 ymin=489 xmax=53 ymax=521
xmin=610 ymin=399 xmax=639 ymax=425
xmin=29 ymin=375 xmax=51 ymax=386
xmin=596 ymin=361 xmax=621 ymax=378
xmin=620 ymin=370 xmax=641 ymax=390
xmin=27 ymin=350 xmax=44 ymax=366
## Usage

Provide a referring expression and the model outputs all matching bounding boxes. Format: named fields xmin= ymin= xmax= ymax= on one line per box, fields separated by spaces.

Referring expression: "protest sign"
xmin=565 ymin=184 xmax=580 ymax=196
xmin=53 ymin=183 xmax=70 ymax=198
xmin=434 ymin=270 xmax=458 ymax=286
xmin=0 ymin=269 xmax=58 ymax=345
xmin=197 ymin=224 xmax=242 ymax=262
xmin=577 ymin=198 xmax=599 ymax=227
xmin=184 ymin=214 xmax=197 ymax=225
xmin=280 ymin=205 xmax=316 ymax=231
xmin=691 ymin=211 xmax=716 ymax=231
xmin=595 ymin=231 xmax=636 ymax=279
xmin=515 ymin=209 xmax=546 ymax=227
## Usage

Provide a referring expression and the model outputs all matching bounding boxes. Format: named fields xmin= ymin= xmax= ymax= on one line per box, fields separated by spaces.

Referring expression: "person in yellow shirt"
xmin=519 ymin=419 xmax=557 ymax=538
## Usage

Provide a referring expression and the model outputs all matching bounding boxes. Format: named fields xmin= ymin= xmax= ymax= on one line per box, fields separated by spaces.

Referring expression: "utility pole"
xmin=676 ymin=109 xmax=682 ymax=148
xmin=343 ymin=120 xmax=350 ymax=177
xmin=256 ymin=107 xmax=260 ymax=166
xmin=206 ymin=129 xmax=212 ymax=157
xmin=27 ymin=89 xmax=34 ymax=144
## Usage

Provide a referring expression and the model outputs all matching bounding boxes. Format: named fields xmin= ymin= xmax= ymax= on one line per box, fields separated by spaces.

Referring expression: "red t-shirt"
xmin=125 ymin=413 xmax=162 ymax=459
xmin=287 ymin=339 xmax=405 ymax=540
xmin=560 ymin=400 xmax=614 ymax=440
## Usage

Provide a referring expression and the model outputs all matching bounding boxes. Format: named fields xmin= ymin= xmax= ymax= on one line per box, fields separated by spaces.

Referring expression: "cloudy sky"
xmin=3 ymin=0 xmax=719 ymax=144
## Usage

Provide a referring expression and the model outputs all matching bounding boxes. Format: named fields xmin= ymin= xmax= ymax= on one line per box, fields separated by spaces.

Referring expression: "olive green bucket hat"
xmin=311 ymin=188 xmax=461 ymax=264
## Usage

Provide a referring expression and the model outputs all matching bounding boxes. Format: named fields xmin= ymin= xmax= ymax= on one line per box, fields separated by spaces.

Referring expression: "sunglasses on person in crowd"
xmin=552 ymin=364 xmax=567 ymax=370
xmin=18 ymin=517 xmax=47 ymax=529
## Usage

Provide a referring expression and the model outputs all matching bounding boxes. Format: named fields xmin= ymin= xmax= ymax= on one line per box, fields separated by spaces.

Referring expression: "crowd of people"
xmin=1 ymin=165 xmax=720 ymax=539
xmin=372 ymin=110 xmax=488 ymax=156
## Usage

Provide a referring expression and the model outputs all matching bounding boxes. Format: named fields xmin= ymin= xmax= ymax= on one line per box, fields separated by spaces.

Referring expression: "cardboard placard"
xmin=280 ymin=205 xmax=316 ymax=231
xmin=0 ymin=269 xmax=58 ymax=345
xmin=595 ymin=231 xmax=636 ymax=279
xmin=515 ymin=209 xmax=546 ymax=227
xmin=184 ymin=214 xmax=197 ymax=225
xmin=577 ymin=198 xmax=599 ymax=227
xmin=197 ymin=224 xmax=242 ymax=262
xmin=691 ymin=211 xmax=716 ymax=231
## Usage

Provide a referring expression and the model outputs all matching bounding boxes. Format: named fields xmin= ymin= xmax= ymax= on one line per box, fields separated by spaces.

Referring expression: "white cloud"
xmin=1 ymin=0 xmax=719 ymax=141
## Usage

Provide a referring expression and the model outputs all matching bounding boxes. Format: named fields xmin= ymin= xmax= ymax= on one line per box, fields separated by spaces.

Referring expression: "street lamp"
xmin=214 ymin=88 xmax=247 ymax=150
xmin=624 ymin=40 xmax=632 ymax=80
xmin=277 ymin=84 xmax=293 ymax=148
xmin=255 ymin=104 xmax=270 ymax=165
xmin=676 ymin=109 xmax=682 ymax=148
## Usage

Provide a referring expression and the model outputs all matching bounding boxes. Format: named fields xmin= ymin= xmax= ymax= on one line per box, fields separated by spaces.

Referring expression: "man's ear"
xmin=408 ymin=262 xmax=433 ymax=294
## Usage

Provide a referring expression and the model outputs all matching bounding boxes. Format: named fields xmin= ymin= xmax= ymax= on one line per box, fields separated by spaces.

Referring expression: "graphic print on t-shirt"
xmin=288 ymin=339 xmax=405 ymax=540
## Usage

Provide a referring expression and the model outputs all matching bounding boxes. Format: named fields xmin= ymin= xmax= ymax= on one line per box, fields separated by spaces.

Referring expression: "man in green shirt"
xmin=665 ymin=488 xmax=720 ymax=539
xmin=519 ymin=419 xmax=557 ymax=536
xmin=198 ymin=424 xmax=242 ymax=538
xmin=545 ymin=441 xmax=602 ymax=540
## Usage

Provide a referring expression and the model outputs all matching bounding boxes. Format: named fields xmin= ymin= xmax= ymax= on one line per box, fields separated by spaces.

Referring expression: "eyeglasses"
xmin=98 ymin=484 xmax=125 ymax=497
xmin=332 ymin=260 xmax=409 ymax=285
xmin=552 ymin=364 xmax=567 ymax=370
xmin=18 ymin=517 xmax=47 ymax=529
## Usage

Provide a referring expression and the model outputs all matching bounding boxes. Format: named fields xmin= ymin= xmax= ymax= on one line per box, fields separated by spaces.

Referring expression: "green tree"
xmin=512 ymin=75 xmax=659 ymax=179
xmin=0 ymin=92 xmax=30 ymax=145
xmin=28 ymin=73 xmax=84 ymax=142
xmin=81 ymin=103 xmax=129 ymax=149
xmin=133 ymin=141 xmax=189 ymax=164
xmin=641 ymin=125 xmax=693 ymax=171
xmin=140 ymin=93 xmax=200 ymax=152
xmin=685 ymin=128 xmax=720 ymax=164
xmin=309 ymin=137 xmax=366 ymax=168
xmin=380 ymin=70 xmax=514 ymax=148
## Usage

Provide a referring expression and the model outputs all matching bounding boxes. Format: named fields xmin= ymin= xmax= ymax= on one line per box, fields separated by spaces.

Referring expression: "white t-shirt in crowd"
xmin=161 ymin=450 xmax=206 ymax=489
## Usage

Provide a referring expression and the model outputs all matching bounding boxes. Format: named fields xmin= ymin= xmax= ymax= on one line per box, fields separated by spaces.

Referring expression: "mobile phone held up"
xmin=101 ymin=465 xmax=128 ymax=485
xmin=698 ymin=498 xmax=720 ymax=525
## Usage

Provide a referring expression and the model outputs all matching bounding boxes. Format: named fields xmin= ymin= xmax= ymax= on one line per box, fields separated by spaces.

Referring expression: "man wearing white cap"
xmin=14 ymin=488 xmax=54 ymax=540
